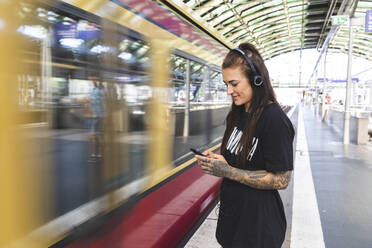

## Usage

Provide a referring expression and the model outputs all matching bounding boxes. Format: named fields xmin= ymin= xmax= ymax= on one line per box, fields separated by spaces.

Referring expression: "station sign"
xmin=317 ymin=78 xmax=359 ymax=83
xmin=366 ymin=10 xmax=372 ymax=32
xmin=331 ymin=15 xmax=349 ymax=26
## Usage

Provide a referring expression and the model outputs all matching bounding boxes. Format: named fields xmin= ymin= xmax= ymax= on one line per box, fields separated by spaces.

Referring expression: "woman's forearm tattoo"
xmin=198 ymin=157 xmax=291 ymax=190
xmin=229 ymin=168 xmax=292 ymax=190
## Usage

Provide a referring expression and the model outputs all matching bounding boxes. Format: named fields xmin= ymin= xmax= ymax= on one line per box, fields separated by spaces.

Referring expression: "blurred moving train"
xmin=1 ymin=0 xmax=234 ymax=247
xmin=0 ymin=1 xmax=294 ymax=247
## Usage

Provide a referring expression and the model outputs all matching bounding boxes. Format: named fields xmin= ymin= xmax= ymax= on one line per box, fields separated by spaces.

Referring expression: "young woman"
xmin=195 ymin=42 xmax=295 ymax=248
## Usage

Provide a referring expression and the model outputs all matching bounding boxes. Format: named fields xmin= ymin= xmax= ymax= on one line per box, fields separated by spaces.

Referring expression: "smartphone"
xmin=190 ymin=148 xmax=206 ymax=157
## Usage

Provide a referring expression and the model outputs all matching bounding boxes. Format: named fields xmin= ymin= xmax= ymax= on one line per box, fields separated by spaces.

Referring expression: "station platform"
xmin=184 ymin=104 xmax=372 ymax=248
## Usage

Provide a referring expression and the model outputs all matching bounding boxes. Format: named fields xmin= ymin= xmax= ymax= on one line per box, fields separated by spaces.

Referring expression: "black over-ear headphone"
xmin=232 ymin=48 xmax=263 ymax=87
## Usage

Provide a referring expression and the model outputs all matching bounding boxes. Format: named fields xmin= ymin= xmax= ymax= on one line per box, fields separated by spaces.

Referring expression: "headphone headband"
xmin=233 ymin=48 xmax=258 ymax=75
xmin=232 ymin=48 xmax=263 ymax=87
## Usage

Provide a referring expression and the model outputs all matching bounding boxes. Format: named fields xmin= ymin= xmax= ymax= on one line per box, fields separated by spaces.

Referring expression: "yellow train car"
xmin=1 ymin=0 xmax=231 ymax=247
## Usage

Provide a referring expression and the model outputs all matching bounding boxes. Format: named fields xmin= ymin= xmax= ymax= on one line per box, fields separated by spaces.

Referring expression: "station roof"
xmin=160 ymin=0 xmax=372 ymax=61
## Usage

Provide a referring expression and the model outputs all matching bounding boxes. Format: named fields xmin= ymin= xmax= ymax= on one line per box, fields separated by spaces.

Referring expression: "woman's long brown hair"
xmin=220 ymin=42 xmax=280 ymax=168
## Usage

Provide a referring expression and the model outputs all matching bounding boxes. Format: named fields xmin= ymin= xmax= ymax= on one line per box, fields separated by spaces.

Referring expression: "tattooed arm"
xmin=196 ymin=155 xmax=291 ymax=190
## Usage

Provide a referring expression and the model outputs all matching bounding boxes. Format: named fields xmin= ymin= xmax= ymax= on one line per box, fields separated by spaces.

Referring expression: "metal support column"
xmin=183 ymin=59 xmax=190 ymax=137
xmin=204 ymin=66 xmax=212 ymax=143
xmin=343 ymin=20 xmax=353 ymax=144
xmin=299 ymin=50 xmax=303 ymax=87
xmin=321 ymin=50 xmax=327 ymax=118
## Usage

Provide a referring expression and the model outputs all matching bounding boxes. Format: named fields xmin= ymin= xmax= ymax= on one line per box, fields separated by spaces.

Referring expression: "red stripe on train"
xmin=66 ymin=164 xmax=221 ymax=248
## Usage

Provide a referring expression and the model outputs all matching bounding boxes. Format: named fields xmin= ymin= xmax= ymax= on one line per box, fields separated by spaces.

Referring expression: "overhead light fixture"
xmin=118 ymin=52 xmax=133 ymax=61
xmin=132 ymin=110 xmax=145 ymax=115
xmin=48 ymin=11 xmax=58 ymax=16
xmin=119 ymin=39 xmax=130 ymax=51
xmin=48 ymin=16 xmax=57 ymax=21
xmin=17 ymin=25 xmax=47 ymax=39
xmin=59 ymin=38 xmax=84 ymax=48
xmin=91 ymin=45 xmax=111 ymax=54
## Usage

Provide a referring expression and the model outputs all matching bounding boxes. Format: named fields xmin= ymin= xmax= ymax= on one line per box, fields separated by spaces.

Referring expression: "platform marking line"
xmin=290 ymin=106 xmax=325 ymax=248
xmin=287 ymin=105 xmax=296 ymax=119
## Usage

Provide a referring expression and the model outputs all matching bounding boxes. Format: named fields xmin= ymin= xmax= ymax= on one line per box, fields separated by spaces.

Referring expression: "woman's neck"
xmin=244 ymin=103 xmax=251 ymax=112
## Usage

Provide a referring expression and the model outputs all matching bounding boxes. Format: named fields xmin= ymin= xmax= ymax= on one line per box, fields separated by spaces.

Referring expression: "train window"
xmin=15 ymin=0 xmax=152 ymax=226
xmin=190 ymin=61 xmax=205 ymax=103
xmin=168 ymin=53 xmax=231 ymax=163
xmin=170 ymin=56 xmax=208 ymax=105
xmin=210 ymin=71 xmax=231 ymax=103
xmin=170 ymin=54 xmax=188 ymax=105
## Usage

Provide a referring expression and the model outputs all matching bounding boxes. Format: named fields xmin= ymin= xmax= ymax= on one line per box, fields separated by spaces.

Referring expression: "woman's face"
xmin=222 ymin=66 xmax=253 ymax=111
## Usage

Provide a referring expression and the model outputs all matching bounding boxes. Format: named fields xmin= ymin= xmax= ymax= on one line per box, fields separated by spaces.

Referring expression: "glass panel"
xmin=211 ymin=71 xmax=230 ymax=103
xmin=190 ymin=61 xmax=205 ymax=103
xmin=16 ymin=0 xmax=151 ymax=227
xmin=170 ymin=54 xmax=188 ymax=106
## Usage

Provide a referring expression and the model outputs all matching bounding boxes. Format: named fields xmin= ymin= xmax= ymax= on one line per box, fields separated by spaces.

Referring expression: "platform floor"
xmin=185 ymin=104 xmax=372 ymax=248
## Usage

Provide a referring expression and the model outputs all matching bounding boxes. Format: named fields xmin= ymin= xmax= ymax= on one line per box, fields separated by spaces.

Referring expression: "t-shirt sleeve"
xmin=261 ymin=108 xmax=294 ymax=172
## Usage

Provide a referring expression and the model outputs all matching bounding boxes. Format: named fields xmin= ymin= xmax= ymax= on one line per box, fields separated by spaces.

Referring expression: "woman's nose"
xmin=227 ymin=85 xmax=233 ymax=95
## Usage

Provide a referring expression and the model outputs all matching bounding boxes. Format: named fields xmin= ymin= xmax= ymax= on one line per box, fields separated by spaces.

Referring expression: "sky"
xmin=265 ymin=48 xmax=372 ymax=87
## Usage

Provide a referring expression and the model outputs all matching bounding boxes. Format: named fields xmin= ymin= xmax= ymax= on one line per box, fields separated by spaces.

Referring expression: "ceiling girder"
xmin=160 ymin=0 xmax=371 ymax=61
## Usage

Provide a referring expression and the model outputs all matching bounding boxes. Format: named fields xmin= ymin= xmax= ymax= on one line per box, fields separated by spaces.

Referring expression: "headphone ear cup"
xmin=253 ymin=75 xmax=263 ymax=87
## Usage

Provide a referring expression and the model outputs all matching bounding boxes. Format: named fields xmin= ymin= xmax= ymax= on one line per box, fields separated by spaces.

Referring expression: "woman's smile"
xmin=232 ymin=95 xmax=239 ymax=101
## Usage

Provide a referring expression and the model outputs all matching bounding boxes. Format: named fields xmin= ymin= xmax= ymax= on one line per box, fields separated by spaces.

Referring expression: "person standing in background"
xmin=89 ymin=77 xmax=105 ymax=158
xmin=323 ymin=93 xmax=331 ymax=122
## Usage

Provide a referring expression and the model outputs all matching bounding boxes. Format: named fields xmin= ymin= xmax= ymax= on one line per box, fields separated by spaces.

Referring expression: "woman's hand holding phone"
xmin=192 ymin=149 xmax=230 ymax=176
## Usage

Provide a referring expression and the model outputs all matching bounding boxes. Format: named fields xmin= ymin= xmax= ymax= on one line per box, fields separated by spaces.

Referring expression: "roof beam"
xmin=156 ymin=0 xmax=233 ymax=49
xmin=309 ymin=0 xmax=360 ymax=84
xmin=282 ymin=0 xmax=294 ymax=52
xmin=316 ymin=0 xmax=338 ymax=49
xmin=221 ymin=0 xmax=268 ymax=56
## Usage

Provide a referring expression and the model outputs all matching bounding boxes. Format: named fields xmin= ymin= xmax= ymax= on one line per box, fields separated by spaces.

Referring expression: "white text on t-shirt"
xmin=226 ymin=127 xmax=259 ymax=161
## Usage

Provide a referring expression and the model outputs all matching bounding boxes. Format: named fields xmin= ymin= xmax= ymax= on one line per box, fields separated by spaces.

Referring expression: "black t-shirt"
xmin=216 ymin=103 xmax=294 ymax=248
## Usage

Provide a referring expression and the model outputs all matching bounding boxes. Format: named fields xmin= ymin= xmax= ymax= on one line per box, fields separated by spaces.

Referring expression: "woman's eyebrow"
xmin=223 ymin=79 xmax=238 ymax=84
